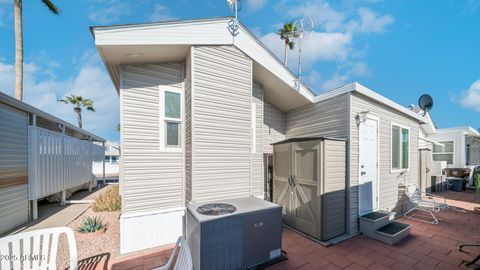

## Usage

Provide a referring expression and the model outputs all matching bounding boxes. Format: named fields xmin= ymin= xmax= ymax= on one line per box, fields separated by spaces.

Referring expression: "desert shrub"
xmin=92 ymin=185 xmax=121 ymax=211
xmin=77 ymin=216 xmax=104 ymax=233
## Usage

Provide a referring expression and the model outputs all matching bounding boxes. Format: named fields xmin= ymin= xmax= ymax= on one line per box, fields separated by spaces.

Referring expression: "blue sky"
xmin=0 ymin=0 xmax=479 ymax=142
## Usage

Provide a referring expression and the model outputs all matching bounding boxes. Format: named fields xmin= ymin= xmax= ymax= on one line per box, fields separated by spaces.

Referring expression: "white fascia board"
xmin=354 ymin=83 xmax=426 ymax=123
xmin=92 ymin=18 xmax=234 ymax=46
xmin=314 ymin=82 xmax=426 ymax=123
xmin=235 ymin=24 xmax=315 ymax=102
xmin=437 ymin=126 xmax=480 ymax=136
xmin=91 ymin=18 xmax=315 ymax=103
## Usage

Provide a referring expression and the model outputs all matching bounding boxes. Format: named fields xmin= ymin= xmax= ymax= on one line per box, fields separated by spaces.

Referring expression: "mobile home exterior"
xmin=91 ymin=17 xmax=427 ymax=253
xmin=0 ymin=92 xmax=105 ymax=234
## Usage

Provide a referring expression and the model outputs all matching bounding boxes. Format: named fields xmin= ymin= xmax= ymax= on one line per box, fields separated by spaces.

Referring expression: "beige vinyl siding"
xmin=121 ymin=64 xmax=184 ymax=214
xmin=322 ymin=139 xmax=347 ymax=240
xmin=0 ymin=103 xmax=29 ymax=233
xmin=263 ymin=102 xmax=286 ymax=154
xmin=287 ymin=93 xmax=350 ymax=138
xmin=285 ymin=93 xmax=351 ymax=232
xmin=190 ymin=46 xmax=252 ymax=202
xmin=251 ymin=84 xmax=264 ymax=197
xmin=350 ymin=92 xmax=419 ymax=218
xmin=185 ymin=50 xmax=193 ymax=203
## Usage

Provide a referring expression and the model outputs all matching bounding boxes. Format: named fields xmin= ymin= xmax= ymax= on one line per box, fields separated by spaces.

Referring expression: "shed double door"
xmin=273 ymin=140 xmax=321 ymax=239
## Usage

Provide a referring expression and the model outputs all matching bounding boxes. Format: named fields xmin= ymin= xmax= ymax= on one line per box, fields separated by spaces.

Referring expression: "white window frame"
xmin=433 ymin=141 xmax=455 ymax=165
xmin=160 ymin=86 xmax=182 ymax=152
xmin=390 ymin=123 xmax=410 ymax=173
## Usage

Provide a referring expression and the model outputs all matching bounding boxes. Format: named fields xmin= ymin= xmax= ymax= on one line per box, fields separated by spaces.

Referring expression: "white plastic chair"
xmin=404 ymin=183 xmax=449 ymax=224
xmin=0 ymin=227 xmax=77 ymax=270
xmin=154 ymin=237 xmax=193 ymax=270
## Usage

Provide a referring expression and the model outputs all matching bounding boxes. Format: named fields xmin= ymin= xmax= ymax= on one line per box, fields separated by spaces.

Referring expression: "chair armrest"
xmin=153 ymin=237 xmax=181 ymax=270
xmin=425 ymin=193 xmax=447 ymax=203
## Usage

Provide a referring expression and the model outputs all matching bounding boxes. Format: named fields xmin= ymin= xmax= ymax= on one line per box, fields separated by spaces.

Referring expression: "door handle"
xmin=292 ymin=175 xmax=296 ymax=187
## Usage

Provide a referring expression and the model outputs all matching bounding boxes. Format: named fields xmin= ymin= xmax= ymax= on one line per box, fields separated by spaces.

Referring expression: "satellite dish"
xmin=418 ymin=94 xmax=433 ymax=113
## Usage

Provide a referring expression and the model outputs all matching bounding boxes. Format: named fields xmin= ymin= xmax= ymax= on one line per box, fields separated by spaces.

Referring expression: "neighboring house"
xmin=93 ymin=141 xmax=120 ymax=179
xmin=91 ymin=17 xmax=427 ymax=253
xmin=427 ymin=127 xmax=480 ymax=168
xmin=419 ymin=109 xmax=480 ymax=168
xmin=0 ymin=92 xmax=105 ymax=234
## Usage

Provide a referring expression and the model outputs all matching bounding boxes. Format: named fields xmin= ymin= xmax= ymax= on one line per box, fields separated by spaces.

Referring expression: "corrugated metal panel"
xmin=251 ymin=84 xmax=263 ymax=197
xmin=191 ymin=46 xmax=252 ymax=202
xmin=28 ymin=127 xmax=103 ymax=199
xmin=322 ymin=139 xmax=346 ymax=240
xmin=0 ymin=185 xmax=29 ymax=234
xmin=0 ymin=104 xmax=28 ymax=234
xmin=121 ymin=63 xmax=184 ymax=214
xmin=185 ymin=49 xmax=193 ymax=203
xmin=0 ymin=104 xmax=28 ymax=187
xmin=263 ymin=102 xmax=286 ymax=154
xmin=350 ymin=92 xmax=420 ymax=225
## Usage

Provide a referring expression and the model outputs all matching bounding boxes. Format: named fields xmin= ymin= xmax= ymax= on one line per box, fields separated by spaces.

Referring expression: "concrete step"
xmin=373 ymin=221 xmax=411 ymax=245
xmin=359 ymin=211 xmax=395 ymax=237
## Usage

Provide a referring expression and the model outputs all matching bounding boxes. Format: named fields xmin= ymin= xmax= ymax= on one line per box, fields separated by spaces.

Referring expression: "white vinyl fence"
xmin=28 ymin=126 xmax=104 ymax=200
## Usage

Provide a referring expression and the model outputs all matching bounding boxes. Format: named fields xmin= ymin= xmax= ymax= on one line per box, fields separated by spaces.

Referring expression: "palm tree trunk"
xmin=14 ymin=0 xmax=23 ymax=101
xmin=75 ymin=107 xmax=83 ymax=128
xmin=284 ymin=40 xmax=288 ymax=66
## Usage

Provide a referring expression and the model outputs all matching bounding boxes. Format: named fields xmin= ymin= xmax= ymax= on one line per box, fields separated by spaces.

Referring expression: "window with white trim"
xmin=161 ymin=88 xmax=182 ymax=150
xmin=391 ymin=125 xmax=409 ymax=170
xmin=433 ymin=141 xmax=454 ymax=165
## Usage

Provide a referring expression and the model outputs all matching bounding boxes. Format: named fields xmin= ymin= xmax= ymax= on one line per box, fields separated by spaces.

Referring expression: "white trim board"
xmin=314 ymin=83 xmax=426 ymax=124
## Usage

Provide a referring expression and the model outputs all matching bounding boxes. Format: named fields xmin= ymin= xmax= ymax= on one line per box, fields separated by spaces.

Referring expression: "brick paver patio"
xmin=269 ymin=190 xmax=480 ymax=270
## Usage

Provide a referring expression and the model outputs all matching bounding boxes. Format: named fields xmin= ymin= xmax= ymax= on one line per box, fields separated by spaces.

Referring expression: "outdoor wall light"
xmin=355 ymin=111 xmax=370 ymax=126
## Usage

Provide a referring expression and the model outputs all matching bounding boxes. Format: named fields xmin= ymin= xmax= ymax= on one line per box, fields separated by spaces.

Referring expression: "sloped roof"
xmin=0 ymin=91 xmax=105 ymax=142
xmin=314 ymin=82 xmax=427 ymax=123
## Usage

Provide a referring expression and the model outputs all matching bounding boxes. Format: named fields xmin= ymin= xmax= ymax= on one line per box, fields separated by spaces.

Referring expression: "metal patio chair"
xmin=154 ymin=236 xmax=193 ymax=270
xmin=404 ymin=183 xmax=449 ymax=224
xmin=0 ymin=227 xmax=78 ymax=270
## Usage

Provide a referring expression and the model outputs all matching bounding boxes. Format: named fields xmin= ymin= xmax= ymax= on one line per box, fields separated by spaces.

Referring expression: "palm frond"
xmin=41 ymin=0 xmax=59 ymax=14
xmin=288 ymin=41 xmax=295 ymax=50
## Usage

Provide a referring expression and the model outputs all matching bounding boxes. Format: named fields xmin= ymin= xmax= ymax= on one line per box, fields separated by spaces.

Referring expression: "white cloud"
xmin=148 ymin=4 xmax=176 ymax=22
xmin=460 ymin=80 xmax=480 ymax=111
xmin=287 ymin=1 xmax=345 ymax=32
xmin=260 ymin=31 xmax=352 ymax=69
xmin=346 ymin=8 xmax=394 ymax=34
xmin=304 ymin=70 xmax=321 ymax=88
xmin=321 ymin=72 xmax=349 ymax=91
xmin=0 ymin=51 xmax=119 ymax=140
xmin=87 ymin=0 xmax=131 ymax=24
xmin=246 ymin=0 xmax=268 ymax=11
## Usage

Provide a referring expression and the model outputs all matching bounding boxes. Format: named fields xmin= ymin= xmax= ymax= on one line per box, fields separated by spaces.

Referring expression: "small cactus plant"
xmin=77 ymin=216 xmax=105 ymax=233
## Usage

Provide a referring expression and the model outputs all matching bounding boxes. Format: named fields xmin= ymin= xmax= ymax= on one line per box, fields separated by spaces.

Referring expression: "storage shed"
xmin=272 ymin=137 xmax=346 ymax=241
xmin=0 ymin=92 xmax=105 ymax=234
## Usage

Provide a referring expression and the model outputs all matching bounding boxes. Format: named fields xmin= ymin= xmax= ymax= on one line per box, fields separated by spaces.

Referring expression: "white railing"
xmin=28 ymin=126 xmax=104 ymax=200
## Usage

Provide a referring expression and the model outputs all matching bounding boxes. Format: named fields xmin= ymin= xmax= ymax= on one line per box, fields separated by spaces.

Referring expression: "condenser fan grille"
xmin=196 ymin=203 xmax=237 ymax=216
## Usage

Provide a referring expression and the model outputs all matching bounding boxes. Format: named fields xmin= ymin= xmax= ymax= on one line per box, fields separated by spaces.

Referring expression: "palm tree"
xmin=278 ymin=22 xmax=299 ymax=66
xmin=14 ymin=0 xmax=59 ymax=101
xmin=58 ymin=94 xmax=95 ymax=129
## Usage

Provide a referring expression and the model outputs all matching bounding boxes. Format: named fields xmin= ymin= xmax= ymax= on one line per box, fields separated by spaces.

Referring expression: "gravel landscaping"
xmin=56 ymin=201 xmax=120 ymax=269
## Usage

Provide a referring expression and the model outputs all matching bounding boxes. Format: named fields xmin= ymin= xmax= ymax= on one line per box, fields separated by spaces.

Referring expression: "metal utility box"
xmin=272 ymin=137 xmax=347 ymax=241
xmin=186 ymin=197 xmax=282 ymax=270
